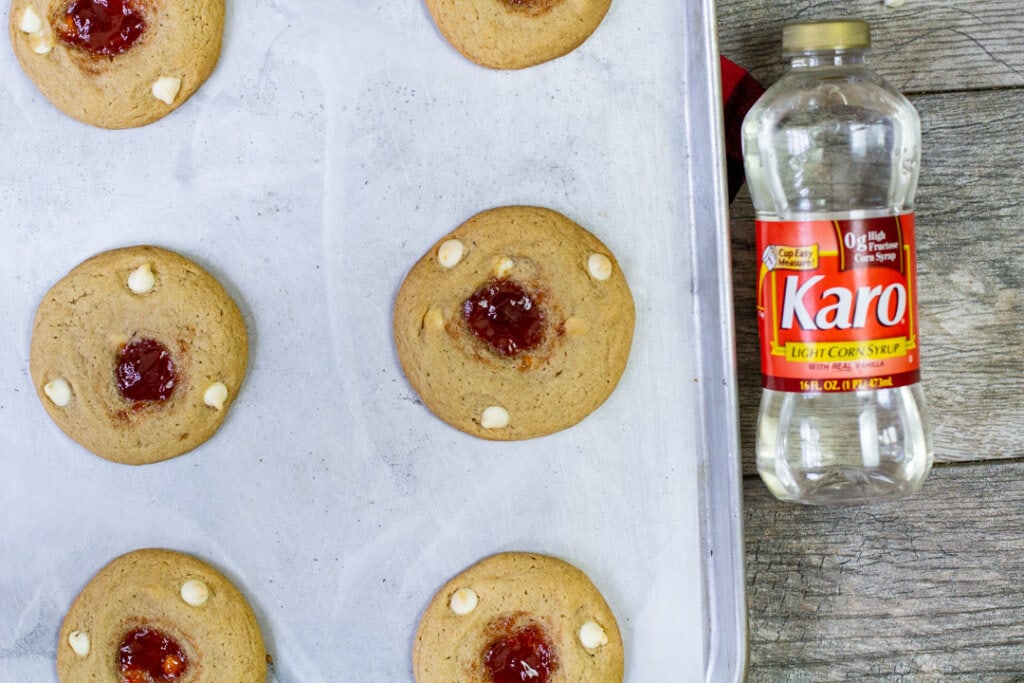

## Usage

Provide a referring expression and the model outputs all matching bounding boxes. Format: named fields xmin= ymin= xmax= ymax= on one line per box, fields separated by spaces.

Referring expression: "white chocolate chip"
xmin=423 ymin=307 xmax=445 ymax=331
xmin=17 ymin=7 xmax=52 ymax=54
xmin=579 ymin=620 xmax=608 ymax=649
xmin=127 ymin=263 xmax=155 ymax=294
xmin=19 ymin=7 xmax=42 ymax=34
xmin=68 ymin=630 xmax=90 ymax=657
xmin=180 ymin=578 xmax=210 ymax=606
xmin=480 ymin=406 xmax=509 ymax=429
xmin=31 ymin=31 xmax=53 ymax=54
xmin=151 ymin=76 xmax=182 ymax=105
xmin=437 ymin=239 xmax=465 ymax=269
xmin=203 ymin=382 xmax=229 ymax=410
xmin=563 ymin=317 xmax=587 ymax=336
xmin=587 ymin=253 xmax=613 ymax=281
xmin=44 ymin=378 xmax=72 ymax=407
xmin=449 ymin=588 xmax=479 ymax=615
xmin=495 ymin=257 xmax=514 ymax=278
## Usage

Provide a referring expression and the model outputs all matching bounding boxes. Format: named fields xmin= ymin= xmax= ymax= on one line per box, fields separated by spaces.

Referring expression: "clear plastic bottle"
xmin=741 ymin=19 xmax=933 ymax=504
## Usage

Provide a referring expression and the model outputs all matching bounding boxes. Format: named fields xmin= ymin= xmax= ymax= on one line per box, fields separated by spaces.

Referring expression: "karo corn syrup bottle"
xmin=741 ymin=19 xmax=933 ymax=504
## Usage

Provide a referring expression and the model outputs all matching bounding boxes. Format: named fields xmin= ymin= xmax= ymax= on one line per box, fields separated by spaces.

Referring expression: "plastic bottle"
xmin=741 ymin=19 xmax=933 ymax=505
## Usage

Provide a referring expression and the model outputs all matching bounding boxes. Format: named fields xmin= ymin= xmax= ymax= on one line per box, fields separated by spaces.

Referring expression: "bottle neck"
xmin=787 ymin=50 xmax=869 ymax=68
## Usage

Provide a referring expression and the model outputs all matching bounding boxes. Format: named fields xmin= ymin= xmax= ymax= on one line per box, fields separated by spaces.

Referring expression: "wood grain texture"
xmin=730 ymin=76 xmax=1024 ymax=473
xmin=745 ymin=460 xmax=1024 ymax=680
xmin=717 ymin=0 xmax=1024 ymax=95
xmin=724 ymin=2 xmax=1024 ymax=677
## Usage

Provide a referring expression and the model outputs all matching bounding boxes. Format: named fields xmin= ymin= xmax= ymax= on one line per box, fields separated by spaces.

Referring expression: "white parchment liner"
xmin=0 ymin=0 xmax=732 ymax=679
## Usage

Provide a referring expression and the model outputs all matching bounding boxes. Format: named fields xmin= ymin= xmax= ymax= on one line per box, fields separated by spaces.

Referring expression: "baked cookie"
xmin=8 ymin=0 xmax=224 ymax=128
xmin=394 ymin=205 xmax=634 ymax=440
xmin=414 ymin=552 xmax=624 ymax=682
xmin=57 ymin=548 xmax=266 ymax=683
xmin=30 ymin=245 xmax=248 ymax=465
xmin=424 ymin=0 xmax=612 ymax=70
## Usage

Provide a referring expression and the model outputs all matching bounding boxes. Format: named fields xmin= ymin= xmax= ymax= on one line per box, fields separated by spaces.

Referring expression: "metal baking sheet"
xmin=0 ymin=0 xmax=745 ymax=679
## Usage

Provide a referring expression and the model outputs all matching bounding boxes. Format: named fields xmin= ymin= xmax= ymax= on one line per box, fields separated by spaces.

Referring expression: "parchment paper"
xmin=0 ymin=0 xmax=728 ymax=679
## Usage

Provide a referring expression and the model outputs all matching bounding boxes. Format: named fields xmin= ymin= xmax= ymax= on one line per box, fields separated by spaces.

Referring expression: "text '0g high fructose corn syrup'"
xmin=741 ymin=19 xmax=933 ymax=505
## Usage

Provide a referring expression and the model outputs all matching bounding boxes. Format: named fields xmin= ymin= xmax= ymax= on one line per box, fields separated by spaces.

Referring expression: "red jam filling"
xmin=56 ymin=0 xmax=146 ymax=56
xmin=463 ymin=279 xmax=545 ymax=357
xmin=116 ymin=338 xmax=177 ymax=402
xmin=484 ymin=623 xmax=557 ymax=683
xmin=118 ymin=627 xmax=188 ymax=683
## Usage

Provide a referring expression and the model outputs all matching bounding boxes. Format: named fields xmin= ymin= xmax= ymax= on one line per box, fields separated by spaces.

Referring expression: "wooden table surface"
xmin=716 ymin=0 xmax=1024 ymax=678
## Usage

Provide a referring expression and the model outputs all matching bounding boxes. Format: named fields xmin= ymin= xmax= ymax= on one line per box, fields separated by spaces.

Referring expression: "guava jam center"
xmin=462 ymin=279 xmax=544 ymax=357
xmin=118 ymin=627 xmax=188 ymax=682
xmin=116 ymin=338 xmax=177 ymax=402
xmin=56 ymin=0 xmax=146 ymax=56
xmin=483 ymin=623 xmax=557 ymax=683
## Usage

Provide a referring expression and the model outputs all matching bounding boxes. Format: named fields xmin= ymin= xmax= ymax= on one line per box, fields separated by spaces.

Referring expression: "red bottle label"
xmin=755 ymin=214 xmax=921 ymax=392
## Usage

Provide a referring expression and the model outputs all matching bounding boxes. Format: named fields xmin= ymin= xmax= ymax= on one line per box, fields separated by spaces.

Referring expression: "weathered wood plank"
xmin=745 ymin=460 xmax=1024 ymax=680
xmin=717 ymin=0 xmax=1024 ymax=95
xmin=721 ymin=5 xmax=1024 ymax=678
xmin=730 ymin=87 xmax=1024 ymax=472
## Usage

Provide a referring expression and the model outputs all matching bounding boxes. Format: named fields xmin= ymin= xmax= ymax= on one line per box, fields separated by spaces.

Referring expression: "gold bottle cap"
xmin=782 ymin=19 xmax=871 ymax=55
